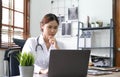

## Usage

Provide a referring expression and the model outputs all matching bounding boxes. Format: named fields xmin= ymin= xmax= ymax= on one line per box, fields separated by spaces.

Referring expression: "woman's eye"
xmin=48 ymin=26 xmax=52 ymax=29
xmin=48 ymin=26 xmax=58 ymax=29
xmin=54 ymin=26 xmax=58 ymax=29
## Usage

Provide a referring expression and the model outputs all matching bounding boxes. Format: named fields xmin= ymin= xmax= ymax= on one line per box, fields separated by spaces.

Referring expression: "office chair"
xmin=4 ymin=38 xmax=26 ymax=76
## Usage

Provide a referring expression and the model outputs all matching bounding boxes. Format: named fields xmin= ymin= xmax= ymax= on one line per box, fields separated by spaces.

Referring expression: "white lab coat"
xmin=22 ymin=34 xmax=65 ymax=73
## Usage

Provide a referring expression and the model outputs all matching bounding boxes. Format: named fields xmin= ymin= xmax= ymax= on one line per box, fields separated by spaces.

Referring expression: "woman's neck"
xmin=43 ymin=36 xmax=50 ymax=50
xmin=43 ymin=36 xmax=49 ymax=43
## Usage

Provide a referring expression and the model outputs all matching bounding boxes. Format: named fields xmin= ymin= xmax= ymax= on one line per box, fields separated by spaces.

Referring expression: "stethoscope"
xmin=35 ymin=36 xmax=48 ymax=65
xmin=35 ymin=36 xmax=43 ymax=52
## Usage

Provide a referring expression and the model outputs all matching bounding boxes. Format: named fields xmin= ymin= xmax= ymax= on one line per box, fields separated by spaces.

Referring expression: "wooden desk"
xmin=87 ymin=72 xmax=120 ymax=77
xmin=32 ymin=72 xmax=120 ymax=77
xmin=10 ymin=71 xmax=120 ymax=77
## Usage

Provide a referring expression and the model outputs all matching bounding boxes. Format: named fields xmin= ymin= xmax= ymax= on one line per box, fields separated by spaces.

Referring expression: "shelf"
xmin=77 ymin=19 xmax=114 ymax=67
xmin=78 ymin=47 xmax=114 ymax=49
xmin=79 ymin=26 xmax=113 ymax=30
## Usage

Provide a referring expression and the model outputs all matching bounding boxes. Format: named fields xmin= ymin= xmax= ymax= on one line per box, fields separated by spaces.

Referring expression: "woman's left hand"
xmin=40 ymin=69 xmax=48 ymax=74
xmin=48 ymin=36 xmax=59 ymax=49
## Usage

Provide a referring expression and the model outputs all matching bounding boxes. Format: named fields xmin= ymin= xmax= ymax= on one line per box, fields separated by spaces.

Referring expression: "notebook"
xmin=48 ymin=50 xmax=90 ymax=77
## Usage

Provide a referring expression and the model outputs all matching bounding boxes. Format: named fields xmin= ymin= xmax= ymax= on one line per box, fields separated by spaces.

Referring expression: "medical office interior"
xmin=0 ymin=0 xmax=120 ymax=76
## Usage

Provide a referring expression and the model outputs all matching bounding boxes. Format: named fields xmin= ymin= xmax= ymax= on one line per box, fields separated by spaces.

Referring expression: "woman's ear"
xmin=40 ymin=26 xmax=43 ymax=32
xmin=40 ymin=23 xmax=44 ymax=32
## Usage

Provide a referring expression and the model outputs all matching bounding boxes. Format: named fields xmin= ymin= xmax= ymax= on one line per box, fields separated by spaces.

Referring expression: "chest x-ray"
xmin=62 ymin=22 xmax=71 ymax=36
xmin=68 ymin=7 xmax=78 ymax=20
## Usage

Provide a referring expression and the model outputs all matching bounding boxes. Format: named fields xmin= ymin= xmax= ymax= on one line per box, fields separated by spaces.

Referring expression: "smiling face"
xmin=41 ymin=20 xmax=59 ymax=38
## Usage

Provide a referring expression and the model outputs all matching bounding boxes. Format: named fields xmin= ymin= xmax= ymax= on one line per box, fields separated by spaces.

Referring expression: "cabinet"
xmin=77 ymin=19 xmax=114 ymax=67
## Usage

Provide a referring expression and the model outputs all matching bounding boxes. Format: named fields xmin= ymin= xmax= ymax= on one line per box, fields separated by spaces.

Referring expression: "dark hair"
xmin=40 ymin=13 xmax=59 ymax=31
xmin=41 ymin=13 xmax=59 ymax=24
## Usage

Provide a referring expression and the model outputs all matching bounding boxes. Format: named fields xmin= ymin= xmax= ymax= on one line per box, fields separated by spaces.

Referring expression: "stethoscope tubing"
xmin=35 ymin=36 xmax=43 ymax=51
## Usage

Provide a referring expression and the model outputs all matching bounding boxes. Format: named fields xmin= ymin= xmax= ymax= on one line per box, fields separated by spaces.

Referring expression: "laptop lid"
xmin=48 ymin=50 xmax=90 ymax=77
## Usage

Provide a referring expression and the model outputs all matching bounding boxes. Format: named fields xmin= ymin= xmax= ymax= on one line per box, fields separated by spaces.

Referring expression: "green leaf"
xmin=16 ymin=52 xmax=35 ymax=66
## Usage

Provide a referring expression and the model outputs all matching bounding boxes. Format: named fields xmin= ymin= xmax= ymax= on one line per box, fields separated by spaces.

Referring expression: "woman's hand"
xmin=39 ymin=69 xmax=48 ymax=74
xmin=48 ymin=36 xmax=59 ymax=49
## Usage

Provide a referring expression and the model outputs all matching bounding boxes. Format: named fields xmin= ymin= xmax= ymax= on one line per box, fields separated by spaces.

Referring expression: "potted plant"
xmin=91 ymin=22 xmax=95 ymax=27
xmin=96 ymin=21 xmax=103 ymax=27
xmin=17 ymin=52 xmax=35 ymax=77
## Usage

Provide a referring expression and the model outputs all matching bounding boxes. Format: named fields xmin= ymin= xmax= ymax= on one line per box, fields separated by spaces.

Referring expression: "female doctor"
xmin=22 ymin=13 xmax=64 ymax=74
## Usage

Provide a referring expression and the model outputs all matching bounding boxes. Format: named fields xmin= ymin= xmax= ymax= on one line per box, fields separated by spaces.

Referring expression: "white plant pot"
xmin=91 ymin=24 xmax=95 ymax=28
xmin=95 ymin=23 xmax=99 ymax=27
xmin=19 ymin=66 xmax=34 ymax=77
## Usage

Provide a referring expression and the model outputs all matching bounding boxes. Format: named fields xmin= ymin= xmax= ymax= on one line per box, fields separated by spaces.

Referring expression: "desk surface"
xmin=35 ymin=72 xmax=120 ymax=77
xmin=5 ymin=72 xmax=120 ymax=77
xmin=88 ymin=72 xmax=120 ymax=77
xmin=11 ymin=72 xmax=120 ymax=77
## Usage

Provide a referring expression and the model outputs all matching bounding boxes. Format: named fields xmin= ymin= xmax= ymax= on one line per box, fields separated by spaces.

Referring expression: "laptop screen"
xmin=48 ymin=50 xmax=90 ymax=77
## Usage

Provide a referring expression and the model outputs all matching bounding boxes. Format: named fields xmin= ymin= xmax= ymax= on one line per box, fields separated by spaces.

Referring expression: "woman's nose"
xmin=51 ymin=28 xmax=56 ymax=32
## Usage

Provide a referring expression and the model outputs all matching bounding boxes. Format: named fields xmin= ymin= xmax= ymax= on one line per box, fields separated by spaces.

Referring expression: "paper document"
xmin=88 ymin=69 xmax=112 ymax=76
xmin=88 ymin=66 xmax=116 ymax=71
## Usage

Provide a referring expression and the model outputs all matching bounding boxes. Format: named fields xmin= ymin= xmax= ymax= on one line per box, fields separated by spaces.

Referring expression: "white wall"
xmin=30 ymin=0 xmax=51 ymax=37
xmin=79 ymin=0 xmax=112 ymax=25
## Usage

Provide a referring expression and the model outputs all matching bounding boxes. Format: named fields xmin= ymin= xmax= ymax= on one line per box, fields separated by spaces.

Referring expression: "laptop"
xmin=48 ymin=50 xmax=90 ymax=77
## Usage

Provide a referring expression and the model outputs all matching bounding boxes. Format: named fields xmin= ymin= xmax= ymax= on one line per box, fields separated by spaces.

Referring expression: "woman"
xmin=22 ymin=13 xmax=65 ymax=74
